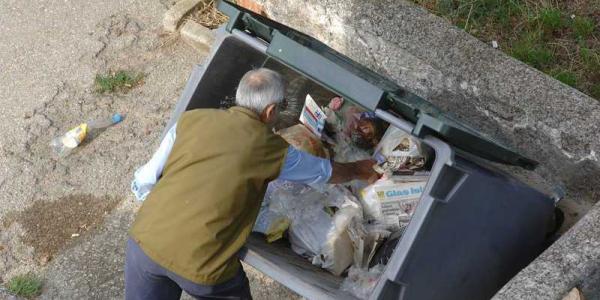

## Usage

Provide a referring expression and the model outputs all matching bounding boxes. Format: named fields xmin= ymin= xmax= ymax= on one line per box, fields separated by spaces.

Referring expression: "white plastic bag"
xmin=320 ymin=195 xmax=362 ymax=275
xmin=268 ymin=182 xmax=334 ymax=256
xmin=373 ymin=126 xmax=427 ymax=174
xmin=289 ymin=209 xmax=333 ymax=257
xmin=268 ymin=182 xmax=364 ymax=275
xmin=267 ymin=181 xmax=328 ymax=255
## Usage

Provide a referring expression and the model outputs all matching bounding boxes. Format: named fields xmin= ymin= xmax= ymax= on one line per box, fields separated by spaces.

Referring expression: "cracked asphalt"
xmin=0 ymin=0 xmax=298 ymax=298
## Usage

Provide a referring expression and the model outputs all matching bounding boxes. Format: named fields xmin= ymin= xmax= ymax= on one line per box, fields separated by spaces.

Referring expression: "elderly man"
xmin=126 ymin=68 xmax=377 ymax=299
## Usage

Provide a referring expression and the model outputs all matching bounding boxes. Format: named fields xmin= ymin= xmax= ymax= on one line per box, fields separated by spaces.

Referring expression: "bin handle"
xmin=374 ymin=109 xmax=414 ymax=134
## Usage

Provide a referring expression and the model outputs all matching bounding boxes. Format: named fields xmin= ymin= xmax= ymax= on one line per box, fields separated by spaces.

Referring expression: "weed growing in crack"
xmin=5 ymin=273 xmax=43 ymax=298
xmin=95 ymin=70 xmax=144 ymax=93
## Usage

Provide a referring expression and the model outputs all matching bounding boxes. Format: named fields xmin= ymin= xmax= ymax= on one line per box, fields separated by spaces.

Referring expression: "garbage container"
xmin=163 ymin=2 xmax=558 ymax=299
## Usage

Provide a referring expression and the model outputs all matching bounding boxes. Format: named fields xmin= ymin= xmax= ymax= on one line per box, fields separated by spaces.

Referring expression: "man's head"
xmin=235 ymin=68 xmax=286 ymax=124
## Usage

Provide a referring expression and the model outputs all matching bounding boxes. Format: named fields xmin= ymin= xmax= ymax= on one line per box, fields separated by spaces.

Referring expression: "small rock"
xmin=180 ymin=20 xmax=215 ymax=53
xmin=125 ymin=20 xmax=141 ymax=34
xmin=39 ymin=254 xmax=52 ymax=266
xmin=163 ymin=0 xmax=204 ymax=32
xmin=112 ymin=35 xmax=137 ymax=51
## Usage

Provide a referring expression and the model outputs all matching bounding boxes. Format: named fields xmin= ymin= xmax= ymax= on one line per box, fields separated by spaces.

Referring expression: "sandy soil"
xmin=0 ymin=0 xmax=298 ymax=298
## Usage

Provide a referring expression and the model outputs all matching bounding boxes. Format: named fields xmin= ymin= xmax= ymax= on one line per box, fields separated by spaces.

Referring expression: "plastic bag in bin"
xmin=267 ymin=182 xmax=362 ymax=275
xmin=373 ymin=126 xmax=427 ymax=174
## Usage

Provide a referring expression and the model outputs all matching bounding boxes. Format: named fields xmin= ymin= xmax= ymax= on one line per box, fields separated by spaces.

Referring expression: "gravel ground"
xmin=0 ymin=0 xmax=297 ymax=298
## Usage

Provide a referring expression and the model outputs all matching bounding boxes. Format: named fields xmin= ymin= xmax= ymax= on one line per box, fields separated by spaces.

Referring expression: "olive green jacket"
xmin=130 ymin=106 xmax=288 ymax=285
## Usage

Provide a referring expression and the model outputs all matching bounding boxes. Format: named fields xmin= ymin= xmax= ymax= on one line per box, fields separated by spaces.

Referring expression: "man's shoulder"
xmin=182 ymin=108 xmax=222 ymax=117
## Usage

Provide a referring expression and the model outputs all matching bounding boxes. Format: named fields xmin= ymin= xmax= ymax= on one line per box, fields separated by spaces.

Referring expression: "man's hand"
xmin=328 ymin=159 xmax=380 ymax=184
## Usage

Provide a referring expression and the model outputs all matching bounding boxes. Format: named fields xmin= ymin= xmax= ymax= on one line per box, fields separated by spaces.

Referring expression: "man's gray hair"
xmin=235 ymin=68 xmax=285 ymax=114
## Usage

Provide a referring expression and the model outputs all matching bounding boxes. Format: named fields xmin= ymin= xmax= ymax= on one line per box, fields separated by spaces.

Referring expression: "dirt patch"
xmin=4 ymin=194 xmax=120 ymax=263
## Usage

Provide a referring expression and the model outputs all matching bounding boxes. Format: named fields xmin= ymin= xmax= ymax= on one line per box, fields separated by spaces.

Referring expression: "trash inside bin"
xmin=161 ymin=1 xmax=559 ymax=299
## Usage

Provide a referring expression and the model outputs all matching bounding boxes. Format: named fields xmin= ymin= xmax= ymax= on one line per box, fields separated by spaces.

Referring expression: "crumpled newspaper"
xmin=359 ymin=175 xmax=428 ymax=231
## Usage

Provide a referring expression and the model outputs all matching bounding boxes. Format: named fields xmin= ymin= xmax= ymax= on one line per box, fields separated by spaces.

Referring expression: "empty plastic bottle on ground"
xmin=50 ymin=113 xmax=123 ymax=156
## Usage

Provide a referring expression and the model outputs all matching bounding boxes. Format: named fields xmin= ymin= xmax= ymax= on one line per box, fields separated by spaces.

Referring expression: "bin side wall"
xmin=393 ymin=157 xmax=554 ymax=300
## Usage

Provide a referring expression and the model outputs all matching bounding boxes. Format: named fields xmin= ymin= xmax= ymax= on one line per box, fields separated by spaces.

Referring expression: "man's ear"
xmin=262 ymin=103 xmax=277 ymax=122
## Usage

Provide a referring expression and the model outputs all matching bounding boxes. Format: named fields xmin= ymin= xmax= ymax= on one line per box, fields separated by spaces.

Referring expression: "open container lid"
xmin=217 ymin=0 xmax=538 ymax=170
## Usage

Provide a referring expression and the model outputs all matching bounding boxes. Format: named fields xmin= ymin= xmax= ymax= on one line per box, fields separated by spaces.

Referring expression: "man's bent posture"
xmin=126 ymin=68 xmax=377 ymax=299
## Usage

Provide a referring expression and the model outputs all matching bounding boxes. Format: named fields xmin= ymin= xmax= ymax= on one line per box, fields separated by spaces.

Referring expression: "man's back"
xmin=130 ymin=107 xmax=288 ymax=285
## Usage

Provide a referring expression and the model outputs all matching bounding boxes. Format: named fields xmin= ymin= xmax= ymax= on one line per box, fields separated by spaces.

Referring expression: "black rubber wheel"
xmin=543 ymin=207 xmax=565 ymax=249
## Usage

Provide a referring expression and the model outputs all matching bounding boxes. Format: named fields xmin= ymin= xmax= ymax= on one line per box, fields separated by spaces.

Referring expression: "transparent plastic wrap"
xmin=268 ymin=182 xmax=367 ymax=275
xmin=340 ymin=264 xmax=386 ymax=300
xmin=323 ymin=100 xmax=373 ymax=163
xmin=253 ymin=181 xmax=290 ymax=243
xmin=373 ymin=126 xmax=427 ymax=174
xmin=268 ymin=181 xmax=333 ymax=257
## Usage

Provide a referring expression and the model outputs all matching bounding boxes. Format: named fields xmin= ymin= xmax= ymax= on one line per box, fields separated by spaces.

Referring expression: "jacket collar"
xmin=229 ymin=106 xmax=260 ymax=121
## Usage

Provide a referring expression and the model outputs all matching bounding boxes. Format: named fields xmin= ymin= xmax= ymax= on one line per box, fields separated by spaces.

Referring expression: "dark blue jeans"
xmin=125 ymin=238 xmax=252 ymax=300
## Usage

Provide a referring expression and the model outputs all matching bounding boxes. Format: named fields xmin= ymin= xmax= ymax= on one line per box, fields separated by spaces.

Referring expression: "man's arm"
xmin=278 ymin=146 xmax=378 ymax=184
xmin=328 ymin=160 xmax=378 ymax=184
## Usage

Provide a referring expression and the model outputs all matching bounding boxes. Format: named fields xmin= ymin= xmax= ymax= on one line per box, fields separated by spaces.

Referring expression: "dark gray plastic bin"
xmin=162 ymin=2 xmax=557 ymax=299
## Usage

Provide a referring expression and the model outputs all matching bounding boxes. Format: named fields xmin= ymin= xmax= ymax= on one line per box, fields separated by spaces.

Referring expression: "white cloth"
xmin=131 ymin=124 xmax=177 ymax=201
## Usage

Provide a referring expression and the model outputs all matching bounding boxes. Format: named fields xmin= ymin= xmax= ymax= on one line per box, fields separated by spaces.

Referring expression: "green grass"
xmin=420 ymin=0 xmax=523 ymax=31
xmin=538 ymin=8 xmax=563 ymax=31
xmin=5 ymin=274 xmax=43 ymax=298
xmin=572 ymin=16 xmax=595 ymax=39
xmin=591 ymin=84 xmax=600 ymax=99
xmin=95 ymin=70 xmax=144 ymax=93
xmin=581 ymin=47 xmax=600 ymax=70
xmin=410 ymin=0 xmax=600 ymax=100
xmin=510 ymin=31 xmax=554 ymax=69
xmin=553 ymin=71 xmax=578 ymax=87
